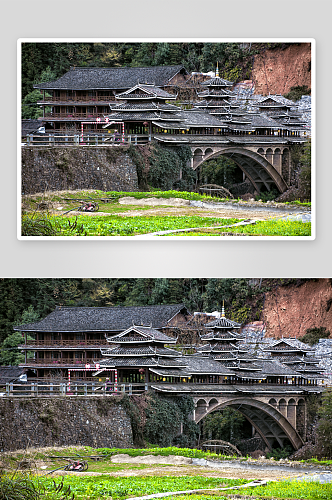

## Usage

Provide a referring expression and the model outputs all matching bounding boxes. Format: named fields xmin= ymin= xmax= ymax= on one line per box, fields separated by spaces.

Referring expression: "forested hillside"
xmin=0 ymin=278 xmax=316 ymax=344
xmin=21 ymin=42 xmax=250 ymax=98
xmin=21 ymin=41 xmax=311 ymax=121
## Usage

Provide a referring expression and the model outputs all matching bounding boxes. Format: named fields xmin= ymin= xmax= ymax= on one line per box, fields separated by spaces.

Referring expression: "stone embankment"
xmin=0 ymin=397 xmax=133 ymax=451
xmin=21 ymin=147 xmax=138 ymax=195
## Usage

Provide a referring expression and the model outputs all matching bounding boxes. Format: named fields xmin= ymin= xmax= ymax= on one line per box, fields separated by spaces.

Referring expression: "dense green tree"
xmin=0 ymin=332 xmax=33 ymax=366
xmin=200 ymin=156 xmax=242 ymax=188
xmin=0 ymin=306 xmax=38 ymax=365
xmin=203 ymin=408 xmax=246 ymax=443
xmin=21 ymin=89 xmax=43 ymax=119
xmin=317 ymin=389 xmax=332 ymax=458
xmin=203 ymin=278 xmax=254 ymax=322
xmin=144 ymin=394 xmax=183 ymax=446
xmin=284 ymin=85 xmax=311 ymax=102
xmin=123 ymin=393 xmax=198 ymax=447
xmin=299 ymin=326 xmax=330 ymax=346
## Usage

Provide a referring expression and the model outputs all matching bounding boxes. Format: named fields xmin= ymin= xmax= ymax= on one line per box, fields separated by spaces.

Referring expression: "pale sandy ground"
xmin=47 ymin=454 xmax=310 ymax=481
xmin=25 ymin=195 xmax=308 ymax=222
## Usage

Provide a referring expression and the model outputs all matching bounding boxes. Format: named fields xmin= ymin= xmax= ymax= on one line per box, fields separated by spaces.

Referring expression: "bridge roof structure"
xmin=151 ymin=382 xmax=322 ymax=395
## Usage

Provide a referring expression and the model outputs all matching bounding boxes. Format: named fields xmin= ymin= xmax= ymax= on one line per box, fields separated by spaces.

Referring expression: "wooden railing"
xmin=40 ymin=96 xmax=116 ymax=103
xmin=1 ymin=382 xmax=148 ymax=397
xmin=23 ymin=358 xmax=99 ymax=366
xmin=1 ymin=381 xmax=325 ymax=398
xmin=24 ymin=134 xmax=152 ymax=146
xmin=43 ymin=112 xmax=107 ymax=119
xmin=20 ymin=339 xmax=108 ymax=347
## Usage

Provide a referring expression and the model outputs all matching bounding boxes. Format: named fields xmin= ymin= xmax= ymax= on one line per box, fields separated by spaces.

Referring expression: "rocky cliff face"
xmin=252 ymin=43 xmax=311 ymax=96
xmin=261 ymin=279 xmax=332 ymax=338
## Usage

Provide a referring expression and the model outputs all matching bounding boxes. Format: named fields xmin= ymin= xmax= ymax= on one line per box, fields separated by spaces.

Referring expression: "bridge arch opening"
xmin=195 ymin=398 xmax=303 ymax=451
xmin=192 ymin=146 xmax=288 ymax=194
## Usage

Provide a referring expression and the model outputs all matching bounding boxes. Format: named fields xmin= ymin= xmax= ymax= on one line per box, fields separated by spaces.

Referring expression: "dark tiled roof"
xmin=151 ymin=383 xmax=322 ymax=395
xmin=255 ymin=359 xmax=303 ymax=376
xmin=110 ymin=102 xmax=179 ymax=111
xmin=101 ymin=345 xmax=179 ymax=357
xmin=98 ymin=356 xmax=159 ymax=367
xmin=14 ymin=304 xmax=188 ymax=333
xmin=200 ymin=77 xmax=234 ymax=87
xmin=157 ymin=357 xmax=185 ymax=367
xmin=254 ymin=96 xmax=292 ymax=108
xmin=263 ymin=339 xmax=314 ymax=352
xmin=108 ymin=111 xmax=167 ymax=121
xmin=205 ymin=316 xmax=242 ymax=329
xmin=183 ymin=356 xmax=236 ymax=375
xmin=21 ymin=119 xmax=42 ymax=135
xmin=0 ymin=367 xmax=26 ymax=385
xmin=98 ymin=355 xmax=184 ymax=369
xmin=116 ymin=84 xmax=175 ymax=99
xmin=150 ymin=367 xmax=191 ymax=378
xmin=200 ymin=331 xmax=241 ymax=341
xmin=108 ymin=325 xmax=176 ymax=343
xmin=212 ymin=352 xmax=237 ymax=360
xmin=34 ymin=65 xmax=187 ymax=91
xmin=181 ymin=110 xmax=227 ymax=127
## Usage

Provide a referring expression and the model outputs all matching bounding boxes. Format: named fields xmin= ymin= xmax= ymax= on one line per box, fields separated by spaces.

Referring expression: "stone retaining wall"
xmin=0 ymin=397 xmax=133 ymax=451
xmin=21 ymin=146 xmax=138 ymax=195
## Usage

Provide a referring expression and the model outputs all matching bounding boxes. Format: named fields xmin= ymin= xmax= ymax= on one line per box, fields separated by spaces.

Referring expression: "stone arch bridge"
xmin=156 ymin=134 xmax=305 ymax=193
xmin=193 ymin=393 xmax=307 ymax=451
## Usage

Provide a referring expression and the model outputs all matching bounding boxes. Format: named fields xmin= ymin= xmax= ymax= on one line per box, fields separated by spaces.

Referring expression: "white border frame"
xmin=17 ymin=38 xmax=316 ymax=241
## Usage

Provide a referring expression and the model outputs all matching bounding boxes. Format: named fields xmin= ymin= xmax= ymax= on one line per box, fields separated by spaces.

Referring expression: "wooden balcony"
xmin=40 ymin=96 xmax=115 ymax=103
xmin=20 ymin=339 xmax=108 ymax=347
xmin=43 ymin=112 xmax=107 ymax=120
xmin=22 ymin=358 xmax=99 ymax=366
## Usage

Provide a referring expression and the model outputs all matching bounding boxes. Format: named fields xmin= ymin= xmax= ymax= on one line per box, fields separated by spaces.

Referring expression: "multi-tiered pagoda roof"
xmin=261 ymin=338 xmax=324 ymax=381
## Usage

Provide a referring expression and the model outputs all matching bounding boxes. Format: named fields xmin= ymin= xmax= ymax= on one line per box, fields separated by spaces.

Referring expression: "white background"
xmin=2 ymin=0 xmax=330 ymax=278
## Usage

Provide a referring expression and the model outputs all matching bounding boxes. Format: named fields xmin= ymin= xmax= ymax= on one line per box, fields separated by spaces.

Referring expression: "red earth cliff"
xmin=261 ymin=279 xmax=332 ymax=339
xmin=252 ymin=43 xmax=311 ymax=95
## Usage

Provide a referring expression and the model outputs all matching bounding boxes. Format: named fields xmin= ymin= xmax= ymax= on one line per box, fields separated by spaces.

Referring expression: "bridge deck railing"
xmin=23 ymin=134 xmax=152 ymax=146
xmin=1 ymin=382 xmax=148 ymax=397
